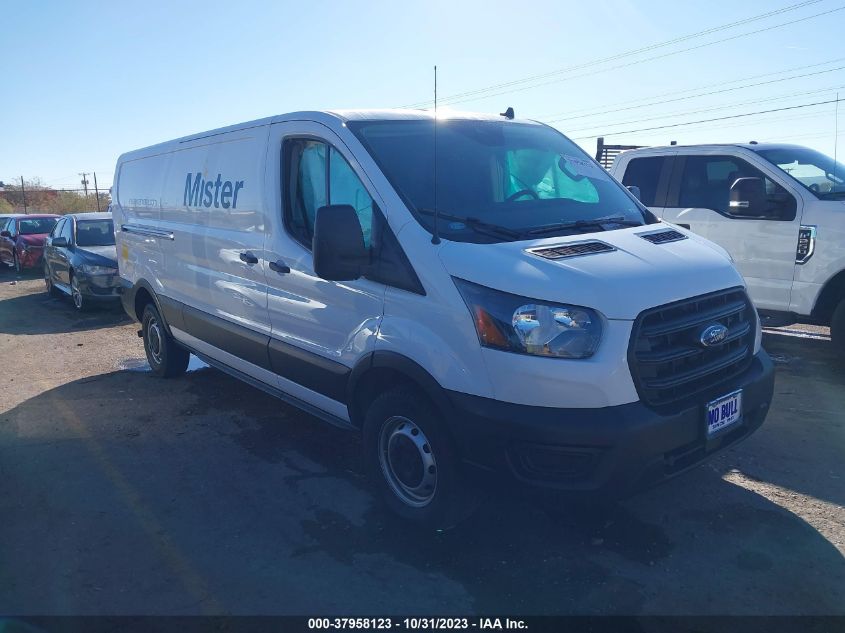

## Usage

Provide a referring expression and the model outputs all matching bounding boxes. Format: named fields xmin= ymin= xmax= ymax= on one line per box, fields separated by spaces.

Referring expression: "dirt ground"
xmin=0 ymin=270 xmax=843 ymax=616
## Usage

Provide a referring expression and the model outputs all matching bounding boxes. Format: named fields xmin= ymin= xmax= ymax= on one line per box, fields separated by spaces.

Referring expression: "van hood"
xmin=438 ymin=224 xmax=744 ymax=320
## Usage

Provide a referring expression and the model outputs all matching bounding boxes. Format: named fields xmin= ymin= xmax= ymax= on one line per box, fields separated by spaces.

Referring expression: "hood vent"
xmin=527 ymin=240 xmax=615 ymax=261
xmin=638 ymin=229 xmax=687 ymax=244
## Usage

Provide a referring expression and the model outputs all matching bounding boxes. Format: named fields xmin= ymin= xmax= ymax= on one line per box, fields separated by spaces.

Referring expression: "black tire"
xmin=141 ymin=303 xmax=189 ymax=378
xmin=363 ymin=386 xmax=478 ymax=529
xmin=44 ymin=264 xmax=60 ymax=297
xmin=832 ymin=299 xmax=845 ymax=353
xmin=69 ymin=272 xmax=90 ymax=312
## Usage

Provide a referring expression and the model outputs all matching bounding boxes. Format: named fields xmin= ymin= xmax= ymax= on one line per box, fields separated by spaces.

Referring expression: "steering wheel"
xmin=809 ymin=183 xmax=821 ymax=193
xmin=506 ymin=188 xmax=540 ymax=202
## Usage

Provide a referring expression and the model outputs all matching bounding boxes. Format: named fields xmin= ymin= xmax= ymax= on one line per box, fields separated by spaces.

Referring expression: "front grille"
xmin=527 ymin=240 xmax=615 ymax=260
xmin=629 ymin=288 xmax=755 ymax=408
xmin=637 ymin=229 xmax=687 ymax=244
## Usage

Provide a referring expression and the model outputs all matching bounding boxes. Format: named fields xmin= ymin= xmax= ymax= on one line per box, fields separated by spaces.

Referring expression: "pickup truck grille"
xmin=629 ymin=288 xmax=755 ymax=408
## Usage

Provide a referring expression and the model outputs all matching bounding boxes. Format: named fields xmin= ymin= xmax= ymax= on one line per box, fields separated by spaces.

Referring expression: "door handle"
xmin=268 ymin=260 xmax=290 ymax=274
xmin=239 ymin=251 xmax=258 ymax=265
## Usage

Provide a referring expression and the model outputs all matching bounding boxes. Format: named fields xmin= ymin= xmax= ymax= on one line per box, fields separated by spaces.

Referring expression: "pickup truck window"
xmin=755 ymin=146 xmax=845 ymax=199
xmin=621 ymin=157 xmax=665 ymax=206
xmin=676 ymin=155 xmax=794 ymax=220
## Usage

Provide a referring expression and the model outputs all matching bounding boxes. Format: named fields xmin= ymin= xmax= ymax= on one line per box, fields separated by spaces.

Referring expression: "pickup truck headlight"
xmin=80 ymin=264 xmax=117 ymax=275
xmin=454 ymin=278 xmax=602 ymax=359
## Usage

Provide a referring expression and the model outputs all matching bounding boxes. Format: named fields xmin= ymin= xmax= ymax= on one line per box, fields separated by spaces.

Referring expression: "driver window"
xmin=60 ymin=218 xmax=73 ymax=242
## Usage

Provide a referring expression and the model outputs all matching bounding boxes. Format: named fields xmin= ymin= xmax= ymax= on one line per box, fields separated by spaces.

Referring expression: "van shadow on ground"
xmin=0 ymin=362 xmax=842 ymax=615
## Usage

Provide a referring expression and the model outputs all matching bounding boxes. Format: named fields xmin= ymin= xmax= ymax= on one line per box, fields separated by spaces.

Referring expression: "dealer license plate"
xmin=706 ymin=390 xmax=742 ymax=437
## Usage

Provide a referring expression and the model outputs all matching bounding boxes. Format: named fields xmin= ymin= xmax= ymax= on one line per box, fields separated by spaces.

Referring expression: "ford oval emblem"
xmin=699 ymin=323 xmax=728 ymax=347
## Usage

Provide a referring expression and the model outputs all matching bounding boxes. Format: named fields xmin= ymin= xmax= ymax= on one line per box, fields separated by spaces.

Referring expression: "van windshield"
xmin=754 ymin=146 xmax=845 ymax=199
xmin=349 ymin=119 xmax=652 ymax=243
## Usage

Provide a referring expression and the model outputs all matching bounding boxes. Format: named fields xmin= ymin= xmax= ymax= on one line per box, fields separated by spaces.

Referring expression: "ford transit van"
xmin=114 ymin=110 xmax=774 ymax=527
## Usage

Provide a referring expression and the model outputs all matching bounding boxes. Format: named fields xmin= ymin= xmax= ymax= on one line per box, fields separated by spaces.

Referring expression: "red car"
xmin=0 ymin=214 xmax=60 ymax=272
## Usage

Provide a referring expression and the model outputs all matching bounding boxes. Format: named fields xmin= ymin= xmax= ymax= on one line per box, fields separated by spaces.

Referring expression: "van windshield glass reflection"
xmin=349 ymin=119 xmax=651 ymax=243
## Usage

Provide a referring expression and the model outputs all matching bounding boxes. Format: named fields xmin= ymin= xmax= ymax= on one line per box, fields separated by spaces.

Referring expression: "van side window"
xmin=622 ymin=157 xmax=664 ymax=206
xmin=329 ymin=147 xmax=374 ymax=248
xmin=284 ymin=139 xmax=374 ymax=249
xmin=677 ymin=155 xmax=795 ymax=219
xmin=286 ymin=139 xmax=328 ymax=245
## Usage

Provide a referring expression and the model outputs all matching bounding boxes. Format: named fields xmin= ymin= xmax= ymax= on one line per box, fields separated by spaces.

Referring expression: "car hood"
xmin=438 ymin=224 xmax=745 ymax=320
xmin=78 ymin=245 xmax=117 ymax=266
xmin=19 ymin=234 xmax=48 ymax=246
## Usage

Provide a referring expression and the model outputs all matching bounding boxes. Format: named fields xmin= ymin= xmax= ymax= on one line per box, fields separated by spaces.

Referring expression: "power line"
xmin=569 ymin=98 xmax=840 ymax=139
xmin=559 ymin=83 xmax=845 ymax=135
xmin=542 ymin=62 xmax=845 ymax=124
xmin=537 ymin=56 xmax=845 ymax=121
xmin=405 ymin=3 xmax=845 ymax=108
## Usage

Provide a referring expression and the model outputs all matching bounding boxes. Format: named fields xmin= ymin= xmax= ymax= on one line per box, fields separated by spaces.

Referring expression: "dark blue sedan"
xmin=44 ymin=212 xmax=121 ymax=311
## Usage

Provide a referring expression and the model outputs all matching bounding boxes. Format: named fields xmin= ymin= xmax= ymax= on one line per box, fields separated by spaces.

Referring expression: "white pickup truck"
xmin=611 ymin=143 xmax=845 ymax=350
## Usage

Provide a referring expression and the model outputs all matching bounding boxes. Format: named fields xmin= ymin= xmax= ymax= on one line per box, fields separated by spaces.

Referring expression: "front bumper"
xmin=76 ymin=272 xmax=123 ymax=301
xmin=447 ymin=350 xmax=774 ymax=498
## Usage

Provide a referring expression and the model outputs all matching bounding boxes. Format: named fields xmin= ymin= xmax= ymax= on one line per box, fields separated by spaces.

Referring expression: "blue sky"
xmin=2 ymin=0 xmax=843 ymax=190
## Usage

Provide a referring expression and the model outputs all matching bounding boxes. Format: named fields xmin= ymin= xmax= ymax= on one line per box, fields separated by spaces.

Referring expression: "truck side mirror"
xmin=312 ymin=204 xmax=368 ymax=281
xmin=0 ymin=230 xmax=10 ymax=238
xmin=52 ymin=236 xmax=69 ymax=247
xmin=626 ymin=185 xmax=642 ymax=201
xmin=729 ymin=177 xmax=767 ymax=217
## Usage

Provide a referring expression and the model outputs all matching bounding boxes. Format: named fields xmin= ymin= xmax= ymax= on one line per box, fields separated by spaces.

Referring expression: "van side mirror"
xmin=52 ymin=236 xmax=69 ymax=247
xmin=312 ymin=204 xmax=368 ymax=281
xmin=729 ymin=177 xmax=767 ymax=217
xmin=0 ymin=230 xmax=10 ymax=238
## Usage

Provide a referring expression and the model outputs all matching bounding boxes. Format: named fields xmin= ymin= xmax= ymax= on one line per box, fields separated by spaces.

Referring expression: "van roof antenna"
xmin=501 ymin=107 xmax=515 ymax=120
xmin=431 ymin=65 xmax=441 ymax=245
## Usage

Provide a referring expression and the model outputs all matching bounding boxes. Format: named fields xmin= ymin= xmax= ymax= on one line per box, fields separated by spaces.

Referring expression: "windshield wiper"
xmin=416 ymin=208 xmax=522 ymax=240
xmin=524 ymin=216 xmax=643 ymax=236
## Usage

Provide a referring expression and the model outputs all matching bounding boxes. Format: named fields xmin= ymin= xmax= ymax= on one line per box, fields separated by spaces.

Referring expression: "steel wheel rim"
xmin=378 ymin=415 xmax=437 ymax=508
xmin=71 ymin=277 xmax=82 ymax=309
xmin=147 ymin=317 xmax=163 ymax=365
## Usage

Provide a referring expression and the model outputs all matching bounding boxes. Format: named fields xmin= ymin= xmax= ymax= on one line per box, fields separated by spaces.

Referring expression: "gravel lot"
xmin=0 ymin=270 xmax=843 ymax=615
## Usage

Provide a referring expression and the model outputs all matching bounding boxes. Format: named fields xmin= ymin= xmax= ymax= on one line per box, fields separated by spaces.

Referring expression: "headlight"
xmin=81 ymin=264 xmax=117 ymax=275
xmin=454 ymin=278 xmax=602 ymax=359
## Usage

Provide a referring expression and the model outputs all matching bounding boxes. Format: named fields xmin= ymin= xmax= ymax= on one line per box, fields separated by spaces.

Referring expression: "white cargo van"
xmin=114 ymin=110 xmax=774 ymax=527
xmin=611 ymin=144 xmax=845 ymax=349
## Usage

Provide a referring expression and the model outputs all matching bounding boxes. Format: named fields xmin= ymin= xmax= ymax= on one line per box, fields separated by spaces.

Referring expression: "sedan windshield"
xmin=18 ymin=218 xmax=57 ymax=235
xmin=76 ymin=219 xmax=115 ymax=246
xmin=349 ymin=119 xmax=651 ymax=242
xmin=755 ymin=146 xmax=845 ymax=199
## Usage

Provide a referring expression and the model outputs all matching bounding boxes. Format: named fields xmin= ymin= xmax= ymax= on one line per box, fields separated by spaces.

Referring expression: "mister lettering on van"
xmin=184 ymin=172 xmax=244 ymax=209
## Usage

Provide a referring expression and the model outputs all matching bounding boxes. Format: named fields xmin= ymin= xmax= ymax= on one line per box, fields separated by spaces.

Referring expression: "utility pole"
xmin=93 ymin=171 xmax=101 ymax=211
xmin=79 ymin=172 xmax=89 ymax=198
xmin=20 ymin=176 xmax=27 ymax=214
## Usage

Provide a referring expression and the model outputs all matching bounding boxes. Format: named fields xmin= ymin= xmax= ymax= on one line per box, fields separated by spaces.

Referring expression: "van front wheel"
xmin=141 ymin=303 xmax=189 ymax=378
xmin=363 ymin=387 xmax=477 ymax=529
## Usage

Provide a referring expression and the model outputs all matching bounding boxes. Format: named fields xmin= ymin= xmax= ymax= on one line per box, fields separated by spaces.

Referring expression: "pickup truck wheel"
xmin=831 ymin=300 xmax=845 ymax=354
xmin=141 ymin=303 xmax=189 ymax=378
xmin=363 ymin=387 xmax=478 ymax=529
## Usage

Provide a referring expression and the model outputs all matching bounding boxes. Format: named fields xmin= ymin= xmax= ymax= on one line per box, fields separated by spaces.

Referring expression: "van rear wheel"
xmin=141 ymin=303 xmax=189 ymax=378
xmin=363 ymin=387 xmax=478 ymax=529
